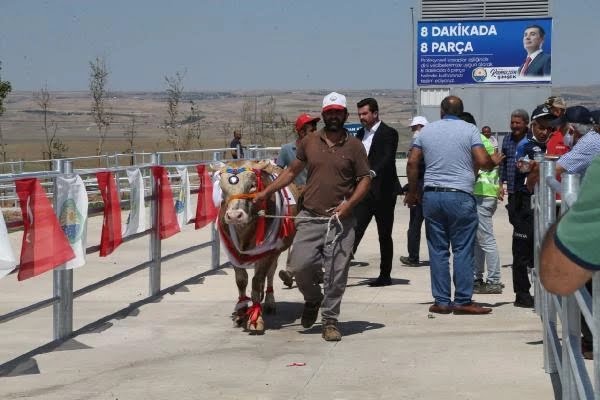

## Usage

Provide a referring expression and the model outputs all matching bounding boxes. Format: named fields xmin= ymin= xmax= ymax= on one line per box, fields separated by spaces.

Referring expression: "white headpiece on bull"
xmin=212 ymin=159 xmax=299 ymax=334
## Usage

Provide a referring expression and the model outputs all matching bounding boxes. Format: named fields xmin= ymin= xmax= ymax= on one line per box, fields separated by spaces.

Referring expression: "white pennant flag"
xmin=175 ymin=166 xmax=192 ymax=228
xmin=0 ymin=207 xmax=17 ymax=279
xmin=123 ymin=168 xmax=146 ymax=237
xmin=56 ymin=175 xmax=88 ymax=269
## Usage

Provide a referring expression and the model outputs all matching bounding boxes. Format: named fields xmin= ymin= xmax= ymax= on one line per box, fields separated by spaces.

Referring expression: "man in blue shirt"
xmin=406 ymin=96 xmax=503 ymax=315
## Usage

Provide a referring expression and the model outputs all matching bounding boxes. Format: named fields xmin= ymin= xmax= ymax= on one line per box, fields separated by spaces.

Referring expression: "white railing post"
xmin=53 ymin=159 xmax=74 ymax=340
xmin=211 ymin=221 xmax=220 ymax=269
xmin=537 ymin=158 xmax=558 ymax=374
xmin=593 ymin=273 xmax=600 ymax=399
xmin=149 ymin=153 xmax=161 ymax=296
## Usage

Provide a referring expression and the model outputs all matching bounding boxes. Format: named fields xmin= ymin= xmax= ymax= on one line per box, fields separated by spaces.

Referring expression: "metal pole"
xmin=560 ymin=172 xmax=582 ymax=399
xmin=53 ymin=159 xmax=74 ymax=340
xmin=211 ymin=221 xmax=220 ymax=269
xmin=593 ymin=273 xmax=600 ymax=400
xmin=149 ymin=153 xmax=161 ymax=296
xmin=538 ymin=158 xmax=558 ymax=374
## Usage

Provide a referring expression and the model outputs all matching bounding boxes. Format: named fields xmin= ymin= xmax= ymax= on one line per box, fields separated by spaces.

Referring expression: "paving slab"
xmin=0 ymin=202 xmax=556 ymax=399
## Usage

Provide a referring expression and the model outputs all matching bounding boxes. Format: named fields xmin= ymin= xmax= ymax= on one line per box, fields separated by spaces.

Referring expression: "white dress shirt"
xmin=361 ymin=120 xmax=381 ymax=155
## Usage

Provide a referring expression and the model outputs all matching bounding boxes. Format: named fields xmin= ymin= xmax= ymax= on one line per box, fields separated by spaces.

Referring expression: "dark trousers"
xmin=407 ymin=202 xmax=424 ymax=261
xmin=507 ymin=192 xmax=533 ymax=294
xmin=353 ymin=192 xmax=397 ymax=278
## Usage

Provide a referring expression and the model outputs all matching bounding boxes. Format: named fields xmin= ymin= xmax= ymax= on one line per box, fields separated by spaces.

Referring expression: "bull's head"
xmin=216 ymin=160 xmax=271 ymax=225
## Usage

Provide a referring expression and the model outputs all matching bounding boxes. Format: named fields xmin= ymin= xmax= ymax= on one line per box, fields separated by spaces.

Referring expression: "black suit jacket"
xmin=519 ymin=52 xmax=551 ymax=77
xmin=356 ymin=122 xmax=401 ymax=200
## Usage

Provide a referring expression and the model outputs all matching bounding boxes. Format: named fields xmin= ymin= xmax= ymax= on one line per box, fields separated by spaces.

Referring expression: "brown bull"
xmin=215 ymin=160 xmax=299 ymax=334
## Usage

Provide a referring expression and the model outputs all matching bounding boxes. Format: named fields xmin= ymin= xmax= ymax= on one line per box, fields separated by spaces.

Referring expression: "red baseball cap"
xmin=295 ymin=113 xmax=320 ymax=133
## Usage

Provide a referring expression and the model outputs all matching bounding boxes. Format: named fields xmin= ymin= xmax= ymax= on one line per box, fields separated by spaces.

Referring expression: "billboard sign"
xmin=344 ymin=123 xmax=362 ymax=136
xmin=417 ymin=18 xmax=552 ymax=85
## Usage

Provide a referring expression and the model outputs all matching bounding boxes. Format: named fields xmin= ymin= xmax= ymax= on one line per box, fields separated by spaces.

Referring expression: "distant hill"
xmin=1 ymin=86 xmax=599 ymax=162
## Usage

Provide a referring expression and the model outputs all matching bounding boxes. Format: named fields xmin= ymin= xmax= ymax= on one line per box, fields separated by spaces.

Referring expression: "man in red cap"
xmin=276 ymin=113 xmax=320 ymax=288
xmin=276 ymin=113 xmax=320 ymax=187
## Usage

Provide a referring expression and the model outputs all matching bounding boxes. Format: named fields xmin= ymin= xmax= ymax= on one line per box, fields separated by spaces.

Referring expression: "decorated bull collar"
xmin=226 ymin=167 xmax=248 ymax=185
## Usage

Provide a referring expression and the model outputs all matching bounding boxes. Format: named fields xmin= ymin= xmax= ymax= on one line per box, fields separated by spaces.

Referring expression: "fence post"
xmin=593 ymin=273 xmax=600 ymax=399
xmin=149 ymin=153 xmax=161 ymax=296
xmin=53 ymin=159 xmax=74 ymax=341
xmin=537 ymin=158 xmax=559 ymax=375
xmin=560 ymin=172 xmax=583 ymax=399
xmin=211 ymin=221 xmax=220 ymax=269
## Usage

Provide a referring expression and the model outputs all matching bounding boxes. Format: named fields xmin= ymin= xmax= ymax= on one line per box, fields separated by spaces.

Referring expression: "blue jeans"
xmin=423 ymin=191 xmax=478 ymax=306
xmin=474 ymin=196 xmax=501 ymax=284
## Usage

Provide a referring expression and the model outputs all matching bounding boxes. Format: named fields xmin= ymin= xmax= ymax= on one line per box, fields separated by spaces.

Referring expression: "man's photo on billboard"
xmin=518 ymin=24 xmax=551 ymax=77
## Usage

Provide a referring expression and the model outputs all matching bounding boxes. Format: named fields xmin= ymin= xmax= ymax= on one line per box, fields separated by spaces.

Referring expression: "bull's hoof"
xmin=232 ymin=308 xmax=248 ymax=327
xmin=247 ymin=318 xmax=265 ymax=335
xmin=263 ymin=303 xmax=276 ymax=315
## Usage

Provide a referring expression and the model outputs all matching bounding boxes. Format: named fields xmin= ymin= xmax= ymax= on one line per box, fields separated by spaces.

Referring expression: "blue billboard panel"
xmin=344 ymin=123 xmax=362 ymax=136
xmin=417 ymin=18 xmax=552 ymax=85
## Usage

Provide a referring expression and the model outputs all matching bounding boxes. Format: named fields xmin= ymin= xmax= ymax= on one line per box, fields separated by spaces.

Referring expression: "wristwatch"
xmin=369 ymin=170 xmax=377 ymax=178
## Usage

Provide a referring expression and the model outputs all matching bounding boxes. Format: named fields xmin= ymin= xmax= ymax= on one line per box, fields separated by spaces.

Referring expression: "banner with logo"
xmin=175 ymin=166 xmax=193 ymax=228
xmin=417 ymin=18 xmax=552 ymax=85
xmin=122 ymin=168 xmax=146 ymax=237
xmin=56 ymin=175 xmax=88 ymax=269
xmin=0 ymin=208 xmax=17 ymax=279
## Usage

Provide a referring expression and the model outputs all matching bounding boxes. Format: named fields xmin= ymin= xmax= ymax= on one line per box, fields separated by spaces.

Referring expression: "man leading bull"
xmin=254 ymin=92 xmax=371 ymax=341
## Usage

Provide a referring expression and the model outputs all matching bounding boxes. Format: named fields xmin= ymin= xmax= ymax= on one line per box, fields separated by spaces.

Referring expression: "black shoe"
xmin=301 ymin=296 xmax=323 ymax=328
xmin=400 ymin=256 xmax=420 ymax=266
xmin=514 ymin=293 xmax=534 ymax=308
xmin=278 ymin=270 xmax=294 ymax=288
xmin=368 ymin=276 xmax=392 ymax=287
xmin=322 ymin=319 xmax=342 ymax=341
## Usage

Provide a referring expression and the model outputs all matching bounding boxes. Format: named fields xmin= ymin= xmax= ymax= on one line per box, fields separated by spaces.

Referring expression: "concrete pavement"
xmin=0 ymin=201 xmax=555 ymax=399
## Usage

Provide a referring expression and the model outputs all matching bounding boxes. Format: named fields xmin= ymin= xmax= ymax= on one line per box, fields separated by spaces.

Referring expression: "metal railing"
xmin=533 ymin=155 xmax=600 ymax=399
xmin=0 ymin=153 xmax=227 ymax=376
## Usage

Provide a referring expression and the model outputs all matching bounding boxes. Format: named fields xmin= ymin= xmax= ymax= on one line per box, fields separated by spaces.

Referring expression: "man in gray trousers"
xmin=254 ymin=92 xmax=371 ymax=341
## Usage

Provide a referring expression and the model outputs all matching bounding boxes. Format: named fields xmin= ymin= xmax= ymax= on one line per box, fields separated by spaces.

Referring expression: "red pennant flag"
xmin=16 ymin=178 xmax=75 ymax=281
xmin=151 ymin=166 xmax=180 ymax=239
xmin=96 ymin=171 xmax=123 ymax=256
xmin=195 ymin=164 xmax=219 ymax=229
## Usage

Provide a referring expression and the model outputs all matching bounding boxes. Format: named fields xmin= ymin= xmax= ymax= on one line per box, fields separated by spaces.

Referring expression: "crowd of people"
xmin=232 ymin=92 xmax=599 ymax=348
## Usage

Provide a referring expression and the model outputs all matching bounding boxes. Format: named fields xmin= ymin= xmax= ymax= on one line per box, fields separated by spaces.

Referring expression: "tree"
xmin=259 ymin=96 xmax=277 ymax=146
xmin=0 ymin=62 xmax=12 ymax=163
xmin=163 ymin=71 xmax=185 ymax=155
xmin=89 ymin=56 xmax=111 ymax=159
xmin=219 ymin=122 xmax=233 ymax=146
xmin=35 ymin=85 xmax=67 ymax=160
xmin=182 ymin=100 xmax=203 ymax=150
xmin=240 ymin=96 xmax=258 ymax=144
xmin=123 ymin=114 xmax=138 ymax=164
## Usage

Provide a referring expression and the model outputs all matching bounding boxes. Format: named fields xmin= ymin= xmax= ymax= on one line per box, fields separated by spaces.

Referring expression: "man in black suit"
xmin=352 ymin=98 xmax=401 ymax=286
xmin=518 ymin=24 xmax=551 ymax=77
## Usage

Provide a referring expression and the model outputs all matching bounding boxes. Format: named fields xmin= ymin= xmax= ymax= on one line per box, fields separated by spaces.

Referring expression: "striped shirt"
xmin=557 ymin=131 xmax=600 ymax=176
xmin=500 ymin=132 xmax=529 ymax=194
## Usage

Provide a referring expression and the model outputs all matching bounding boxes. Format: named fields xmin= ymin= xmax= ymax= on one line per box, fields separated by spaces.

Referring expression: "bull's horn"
xmin=208 ymin=161 xmax=225 ymax=172
xmin=254 ymin=159 xmax=271 ymax=170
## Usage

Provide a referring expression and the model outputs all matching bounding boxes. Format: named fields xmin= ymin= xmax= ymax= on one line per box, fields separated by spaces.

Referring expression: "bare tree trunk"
xmin=0 ymin=123 xmax=6 ymax=163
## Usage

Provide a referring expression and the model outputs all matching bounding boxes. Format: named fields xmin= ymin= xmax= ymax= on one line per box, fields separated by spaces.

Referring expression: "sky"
xmin=1 ymin=0 xmax=600 ymax=92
